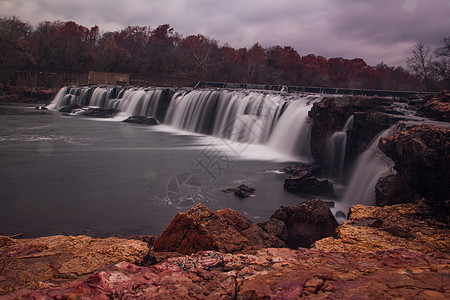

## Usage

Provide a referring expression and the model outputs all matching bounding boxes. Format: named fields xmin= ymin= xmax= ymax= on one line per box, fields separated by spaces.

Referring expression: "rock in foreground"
xmin=9 ymin=248 xmax=450 ymax=299
xmin=152 ymin=203 xmax=285 ymax=254
xmin=259 ymin=199 xmax=338 ymax=248
xmin=314 ymin=201 xmax=450 ymax=258
xmin=0 ymin=235 xmax=148 ymax=295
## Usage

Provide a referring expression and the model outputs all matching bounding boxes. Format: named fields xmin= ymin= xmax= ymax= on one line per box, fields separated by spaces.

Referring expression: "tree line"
xmin=1 ymin=16 xmax=448 ymax=91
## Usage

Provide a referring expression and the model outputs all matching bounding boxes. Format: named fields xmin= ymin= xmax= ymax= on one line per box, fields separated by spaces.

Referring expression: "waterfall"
xmin=48 ymin=86 xmax=323 ymax=160
xmin=328 ymin=115 xmax=354 ymax=181
xmin=340 ymin=126 xmax=396 ymax=208
xmin=266 ymin=99 xmax=315 ymax=160
xmin=164 ymin=90 xmax=321 ymax=159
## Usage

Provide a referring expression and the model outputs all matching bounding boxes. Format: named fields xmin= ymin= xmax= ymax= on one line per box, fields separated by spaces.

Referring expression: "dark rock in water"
xmin=379 ymin=124 xmax=450 ymax=222
xmin=34 ymin=106 xmax=48 ymax=110
xmin=123 ymin=115 xmax=158 ymax=125
xmin=284 ymin=170 xmax=336 ymax=198
xmin=335 ymin=210 xmax=347 ymax=220
xmin=282 ymin=164 xmax=321 ymax=176
xmin=222 ymin=184 xmax=255 ymax=198
xmin=78 ymin=107 xmax=120 ymax=118
xmin=258 ymin=199 xmax=338 ymax=248
xmin=417 ymin=90 xmax=450 ymax=121
xmin=152 ymin=203 xmax=285 ymax=255
xmin=58 ymin=104 xmax=81 ymax=113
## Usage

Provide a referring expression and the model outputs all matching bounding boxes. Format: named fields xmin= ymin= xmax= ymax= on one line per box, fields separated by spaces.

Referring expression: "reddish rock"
xmin=418 ymin=90 xmax=450 ymax=121
xmin=9 ymin=248 xmax=450 ymax=299
xmin=152 ymin=204 xmax=285 ymax=255
xmin=378 ymin=124 xmax=450 ymax=221
xmin=259 ymin=199 xmax=338 ymax=248
xmin=314 ymin=201 xmax=450 ymax=258
xmin=0 ymin=235 xmax=148 ymax=296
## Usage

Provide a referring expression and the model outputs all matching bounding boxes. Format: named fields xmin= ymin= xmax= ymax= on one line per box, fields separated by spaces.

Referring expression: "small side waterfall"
xmin=328 ymin=115 xmax=354 ymax=181
xmin=340 ymin=126 xmax=396 ymax=208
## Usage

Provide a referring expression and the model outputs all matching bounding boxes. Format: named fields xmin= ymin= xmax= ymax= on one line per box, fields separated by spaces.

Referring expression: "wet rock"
xmin=33 ymin=105 xmax=48 ymax=110
xmin=123 ymin=115 xmax=158 ymax=125
xmin=77 ymin=107 xmax=120 ymax=118
xmin=152 ymin=204 xmax=285 ymax=255
xmin=282 ymin=163 xmax=321 ymax=176
xmin=379 ymin=124 xmax=450 ymax=222
xmin=284 ymin=170 xmax=336 ymax=198
xmin=10 ymin=248 xmax=450 ymax=299
xmin=313 ymin=201 xmax=450 ymax=258
xmin=58 ymin=104 xmax=82 ymax=113
xmin=222 ymin=184 xmax=255 ymax=198
xmin=0 ymin=235 xmax=149 ymax=295
xmin=259 ymin=199 xmax=338 ymax=248
xmin=417 ymin=90 xmax=450 ymax=121
xmin=308 ymin=96 xmax=400 ymax=167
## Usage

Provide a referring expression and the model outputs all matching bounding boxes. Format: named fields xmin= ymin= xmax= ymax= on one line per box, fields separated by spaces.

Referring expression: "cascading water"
xmin=339 ymin=125 xmax=397 ymax=208
xmin=328 ymin=115 xmax=354 ymax=181
xmin=48 ymin=86 xmax=323 ymax=160
xmin=164 ymin=90 xmax=322 ymax=159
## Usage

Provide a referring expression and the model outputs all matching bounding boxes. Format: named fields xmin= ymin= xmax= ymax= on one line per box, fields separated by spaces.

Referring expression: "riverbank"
xmin=1 ymin=88 xmax=449 ymax=298
xmin=1 ymin=199 xmax=449 ymax=299
xmin=0 ymin=87 xmax=57 ymax=104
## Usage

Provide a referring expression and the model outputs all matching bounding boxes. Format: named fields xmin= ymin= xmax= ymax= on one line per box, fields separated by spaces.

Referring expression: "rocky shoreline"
xmin=1 ymin=91 xmax=449 ymax=298
xmin=1 ymin=199 xmax=449 ymax=299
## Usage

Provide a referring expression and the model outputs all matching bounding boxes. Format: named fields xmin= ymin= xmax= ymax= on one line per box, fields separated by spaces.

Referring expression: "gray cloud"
xmin=1 ymin=0 xmax=449 ymax=66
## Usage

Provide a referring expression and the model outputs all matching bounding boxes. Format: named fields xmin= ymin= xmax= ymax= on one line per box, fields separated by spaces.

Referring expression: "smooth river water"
xmin=0 ymin=103 xmax=319 ymax=238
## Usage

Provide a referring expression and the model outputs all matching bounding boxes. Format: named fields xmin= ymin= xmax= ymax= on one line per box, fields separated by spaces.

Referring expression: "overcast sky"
xmin=1 ymin=0 xmax=449 ymax=67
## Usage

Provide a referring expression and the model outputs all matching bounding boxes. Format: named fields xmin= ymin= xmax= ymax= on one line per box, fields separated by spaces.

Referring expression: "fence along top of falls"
xmin=47 ymin=85 xmax=323 ymax=161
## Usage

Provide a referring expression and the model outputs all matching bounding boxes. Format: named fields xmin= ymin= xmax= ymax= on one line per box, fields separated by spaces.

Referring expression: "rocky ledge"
xmin=2 ymin=199 xmax=449 ymax=299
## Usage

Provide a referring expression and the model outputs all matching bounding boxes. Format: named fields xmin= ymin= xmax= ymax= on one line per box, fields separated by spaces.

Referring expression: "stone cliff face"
xmin=308 ymin=96 xmax=402 ymax=171
xmin=417 ymin=90 xmax=450 ymax=122
xmin=378 ymin=124 xmax=450 ymax=221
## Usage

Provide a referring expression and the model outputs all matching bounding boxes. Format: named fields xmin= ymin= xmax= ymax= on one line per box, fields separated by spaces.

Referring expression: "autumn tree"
xmin=0 ymin=16 xmax=33 ymax=88
xmin=178 ymin=34 xmax=219 ymax=79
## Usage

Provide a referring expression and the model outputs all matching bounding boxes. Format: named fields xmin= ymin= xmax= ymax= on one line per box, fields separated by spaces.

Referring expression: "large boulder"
xmin=259 ymin=199 xmax=338 ymax=248
xmin=417 ymin=90 xmax=450 ymax=121
xmin=378 ymin=124 xmax=450 ymax=221
xmin=152 ymin=204 xmax=285 ymax=255
xmin=0 ymin=235 xmax=148 ymax=295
